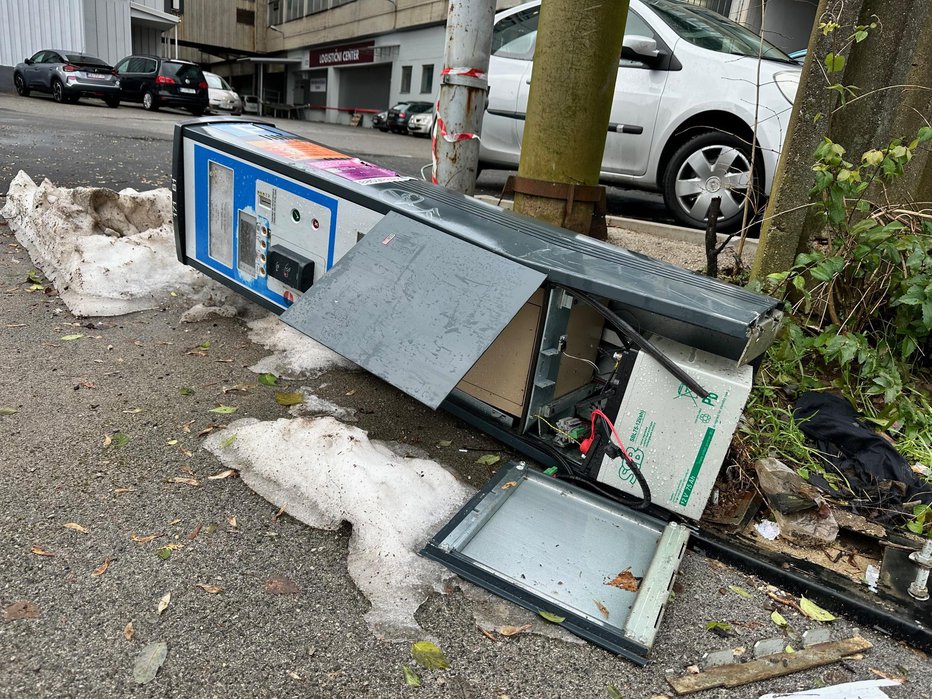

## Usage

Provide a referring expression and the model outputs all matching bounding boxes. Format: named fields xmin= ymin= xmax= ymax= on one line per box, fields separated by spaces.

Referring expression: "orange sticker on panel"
xmin=247 ymin=139 xmax=348 ymax=161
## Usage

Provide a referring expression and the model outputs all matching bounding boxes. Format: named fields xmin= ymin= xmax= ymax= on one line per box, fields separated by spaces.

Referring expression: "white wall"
xmin=84 ymin=0 xmax=132 ymax=64
xmin=0 ymin=0 xmax=87 ymax=66
xmin=379 ymin=24 xmax=445 ymax=108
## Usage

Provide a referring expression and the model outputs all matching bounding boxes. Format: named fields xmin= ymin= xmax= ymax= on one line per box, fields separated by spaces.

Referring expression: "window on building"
xmin=285 ymin=0 xmax=305 ymax=21
xmin=400 ymin=66 xmax=412 ymax=93
xmin=236 ymin=8 xmax=255 ymax=24
xmin=420 ymin=64 xmax=434 ymax=94
xmin=268 ymin=0 xmax=283 ymax=24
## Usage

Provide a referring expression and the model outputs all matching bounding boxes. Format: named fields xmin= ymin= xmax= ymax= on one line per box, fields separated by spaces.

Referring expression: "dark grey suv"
xmin=13 ymin=50 xmax=120 ymax=107
xmin=114 ymin=55 xmax=208 ymax=115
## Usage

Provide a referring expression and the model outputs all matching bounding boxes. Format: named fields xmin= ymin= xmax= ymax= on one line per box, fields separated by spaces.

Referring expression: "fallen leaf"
xmin=219 ymin=434 xmax=237 ymax=449
xmin=209 ymin=405 xmax=238 ymax=414
xmin=274 ymin=391 xmax=304 ymax=406
xmin=500 ymin=481 xmax=518 ymax=490
xmin=475 ymin=454 xmax=501 ymax=466
xmin=123 ymin=408 xmax=143 ymax=414
xmin=3 ymin=601 xmax=39 ymax=621
xmin=0 ymin=407 xmax=18 ymax=416
xmin=108 ymin=432 xmax=129 ymax=448
xmin=258 ymin=373 xmax=278 ymax=386
xmin=437 ymin=440 xmax=453 ymax=447
xmin=606 ymin=568 xmax=641 ymax=592
xmin=705 ymin=621 xmax=734 ymax=637
xmin=287 ymin=671 xmax=304 ymax=681
xmin=64 ymin=522 xmax=89 ymax=534
xmin=156 ymin=546 xmax=173 ymax=560
xmin=157 ymin=592 xmax=171 ymax=615
xmin=345 ymin=389 xmax=356 ymax=396
xmin=402 ymin=664 xmax=421 ymax=687
xmin=223 ymin=383 xmax=253 ymax=394
xmin=411 ymin=640 xmax=450 ymax=670
xmin=785 ymin=644 xmax=795 ymax=653
xmin=179 ymin=387 xmax=195 ymax=396
xmin=799 ymin=596 xmax=836 ymax=622
xmin=60 ymin=334 xmax=83 ymax=341
xmin=538 ymin=611 xmax=565 ymax=624
xmin=187 ymin=524 xmax=202 ymax=540
xmin=771 ymin=610 xmax=788 ymax=627
xmin=226 ymin=515 xmax=237 ymax=528
xmin=132 ymin=533 xmax=161 ymax=545
xmin=197 ymin=424 xmax=219 ymax=438
xmin=273 ymin=505 xmax=286 ymax=520
xmin=168 ymin=477 xmax=200 ymax=487
xmin=594 ymin=599 xmax=610 ymax=619
xmin=166 ymin=439 xmax=178 ymax=446
xmin=729 ymin=584 xmax=752 ymax=599
xmin=478 ymin=626 xmax=497 ymax=642
xmin=499 ymin=624 xmax=532 ymax=637
xmin=208 ymin=468 xmax=237 ymax=480
xmin=196 ymin=583 xmax=222 ymax=594
xmin=180 ymin=420 xmax=195 ymax=433
xmin=870 ymin=668 xmax=906 ymax=682
xmin=92 ymin=559 xmax=111 ymax=576
xmin=133 ymin=641 xmax=168 ymax=685
xmin=124 ymin=621 xmax=135 ymax=641
xmin=606 ymin=685 xmax=623 ymax=699
xmin=686 ymin=665 xmax=701 ymax=675
xmin=264 ymin=576 xmax=300 ymax=595
xmin=30 ymin=545 xmax=54 ymax=557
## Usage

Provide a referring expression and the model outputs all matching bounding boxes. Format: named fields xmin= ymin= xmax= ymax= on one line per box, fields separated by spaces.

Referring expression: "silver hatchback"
xmin=14 ymin=50 xmax=121 ymax=108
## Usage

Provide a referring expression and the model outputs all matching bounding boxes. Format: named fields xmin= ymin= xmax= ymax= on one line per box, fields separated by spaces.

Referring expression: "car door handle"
xmin=525 ymin=78 xmax=531 ymax=85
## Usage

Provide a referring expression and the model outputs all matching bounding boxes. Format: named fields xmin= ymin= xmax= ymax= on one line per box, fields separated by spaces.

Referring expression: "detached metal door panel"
xmin=281 ymin=212 xmax=546 ymax=409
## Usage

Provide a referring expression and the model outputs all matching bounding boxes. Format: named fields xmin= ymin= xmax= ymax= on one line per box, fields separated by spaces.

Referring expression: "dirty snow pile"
xmin=1 ymin=171 xmax=221 ymax=316
xmin=203 ymin=416 xmax=474 ymax=639
xmin=246 ymin=314 xmax=355 ymax=378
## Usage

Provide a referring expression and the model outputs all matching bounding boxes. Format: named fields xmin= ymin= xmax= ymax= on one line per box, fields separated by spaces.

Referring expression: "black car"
xmin=13 ymin=50 xmax=120 ymax=107
xmin=372 ymin=110 xmax=389 ymax=131
xmin=387 ymin=101 xmax=433 ymax=133
xmin=114 ymin=55 xmax=208 ymax=114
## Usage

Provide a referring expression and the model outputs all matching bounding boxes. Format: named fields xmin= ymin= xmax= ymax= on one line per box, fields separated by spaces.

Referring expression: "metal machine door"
xmin=281 ymin=212 xmax=547 ymax=409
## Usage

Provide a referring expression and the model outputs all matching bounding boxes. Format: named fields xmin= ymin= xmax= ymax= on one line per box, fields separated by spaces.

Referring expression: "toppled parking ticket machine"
xmin=172 ymin=117 xmax=929 ymax=662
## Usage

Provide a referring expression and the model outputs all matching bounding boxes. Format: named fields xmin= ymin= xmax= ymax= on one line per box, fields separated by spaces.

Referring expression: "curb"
xmin=474 ymin=194 xmax=758 ymax=256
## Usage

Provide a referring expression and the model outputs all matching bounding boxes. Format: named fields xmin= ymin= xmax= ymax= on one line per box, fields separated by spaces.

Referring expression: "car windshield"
xmin=205 ymin=74 xmax=226 ymax=89
xmin=408 ymin=103 xmax=432 ymax=114
xmin=65 ymin=53 xmax=108 ymax=66
xmin=644 ymin=0 xmax=793 ymax=63
xmin=163 ymin=62 xmax=204 ymax=81
xmin=390 ymin=103 xmax=410 ymax=111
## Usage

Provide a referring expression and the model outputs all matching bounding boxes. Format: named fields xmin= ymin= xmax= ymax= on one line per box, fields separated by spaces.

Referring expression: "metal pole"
xmin=431 ymin=0 xmax=496 ymax=194
xmin=258 ymin=64 xmax=264 ymax=117
xmin=174 ymin=25 xmax=178 ymax=60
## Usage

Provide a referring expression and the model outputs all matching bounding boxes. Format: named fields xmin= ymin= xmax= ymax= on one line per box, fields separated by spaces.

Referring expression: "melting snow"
xmin=1 ymin=171 xmax=223 ymax=316
xmin=288 ymin=390 xmax=358 ymax=422
xmin=203 ymin=416 xmax=474 ymax=639
xmin=246 ymin=314 xmax=355 ymax=378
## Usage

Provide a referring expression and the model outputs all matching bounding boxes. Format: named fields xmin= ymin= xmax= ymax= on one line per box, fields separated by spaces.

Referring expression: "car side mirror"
xmin=621 ymin=35 xmax=661 ymax=63
xmin=24 ymin=58 xmax=33 ymax=65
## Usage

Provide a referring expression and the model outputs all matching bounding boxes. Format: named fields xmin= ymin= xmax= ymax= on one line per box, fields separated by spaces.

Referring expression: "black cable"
xmin=552 ymin=283 xmax=709 ymax=399
xmin=521 ymin=432 xmax=652 ymax=510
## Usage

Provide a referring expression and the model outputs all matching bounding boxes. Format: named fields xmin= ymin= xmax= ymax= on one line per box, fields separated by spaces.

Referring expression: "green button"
xmin=291 ymin=208 xmax=301 ymax=222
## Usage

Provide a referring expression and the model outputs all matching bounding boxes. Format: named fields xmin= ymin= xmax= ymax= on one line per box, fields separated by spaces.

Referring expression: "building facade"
xmin=0 ymin=0 xmax=180 ymax=73
xmin=174 ymin=0 xmax=523 ymax=125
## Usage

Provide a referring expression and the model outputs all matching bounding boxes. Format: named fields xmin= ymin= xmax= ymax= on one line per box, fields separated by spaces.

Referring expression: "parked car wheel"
xmin=142 ymin=91 xmax=158 ymax=111
xmin=105 ymin=97 xmax=120 ymax=109
xmin=13 ymin=73 xmax=30 ymax=97
xmin=189 ymin=107 xmax=205 ymax=116
xmin=662 ymin=131 xmax=758 ymax=231
xmin=51 ymin=79 xmax=65 ymax=103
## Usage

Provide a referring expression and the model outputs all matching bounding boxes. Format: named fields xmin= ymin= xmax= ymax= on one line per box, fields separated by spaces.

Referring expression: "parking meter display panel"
xmin=182 ymin=139 xmax=380 ymax=309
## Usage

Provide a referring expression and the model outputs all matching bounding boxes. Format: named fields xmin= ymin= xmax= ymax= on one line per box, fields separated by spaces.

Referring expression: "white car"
xmin=480 ymin=0 xmax=801 ymax=229
xmin=204 ymin=71 xmax=243 ymax=115
xmin=407 ymin=110 xmax=435 ymax=137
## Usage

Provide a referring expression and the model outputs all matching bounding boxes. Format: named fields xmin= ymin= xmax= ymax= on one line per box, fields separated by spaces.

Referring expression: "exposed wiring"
xmin=551 ymin=283 xmax=709 ymax=399
xmin=575 ymin=407 xmax=652 ymax=509
xmin=561 ymin=349 xmax=601 ymax=374
xmin=533 ymin=414 xmax=581 ymax=445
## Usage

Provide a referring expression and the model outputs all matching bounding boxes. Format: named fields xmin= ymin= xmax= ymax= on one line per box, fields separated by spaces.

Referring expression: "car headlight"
xmin=774 ymin=71 xmax=800 ymax=105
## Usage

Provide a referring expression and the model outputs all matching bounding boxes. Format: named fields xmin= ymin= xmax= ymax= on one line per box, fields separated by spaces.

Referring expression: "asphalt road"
xmin=0 ymin=92 xmax=929 ymax=699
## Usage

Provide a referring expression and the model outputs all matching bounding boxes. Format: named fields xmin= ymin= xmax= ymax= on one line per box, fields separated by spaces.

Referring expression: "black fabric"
xmin=793 ymin=391 xmax=931 ymax=511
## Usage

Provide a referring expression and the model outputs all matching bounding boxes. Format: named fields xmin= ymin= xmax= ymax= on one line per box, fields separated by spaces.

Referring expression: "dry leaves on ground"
xmin=606 ymin=568 xmax=641 ymax=592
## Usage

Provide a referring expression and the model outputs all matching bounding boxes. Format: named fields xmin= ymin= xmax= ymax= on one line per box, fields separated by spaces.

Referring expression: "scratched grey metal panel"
xmin=280 ymin=212 xmax=546 ymax=409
